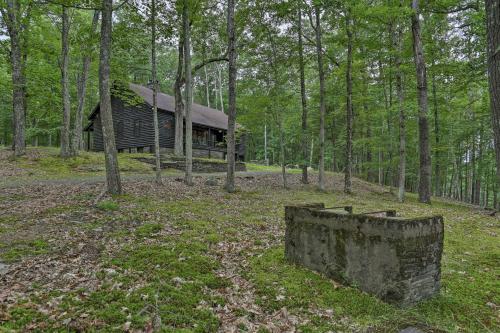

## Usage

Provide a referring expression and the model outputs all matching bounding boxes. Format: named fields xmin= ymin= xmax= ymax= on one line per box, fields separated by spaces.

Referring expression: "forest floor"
xmin=0 ymin=147 xmax=499 ymax=332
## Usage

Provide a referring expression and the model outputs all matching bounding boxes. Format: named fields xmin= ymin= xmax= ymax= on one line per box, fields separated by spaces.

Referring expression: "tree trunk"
xmin=279 ymin=119 xmax=287 ymax=189
xmin=486 ymin=0 xmax=500 ymax=197
xmin=431 ymin=69 xmax=440 ymax=196
xmin=5 ymin=0 xmax=26 ymax=156
xmin=99 ymin=0 xmax=122 ymax=195
xmin=218 ymin=64 xmax=225 ymax=113
xmin=411 ymin=0 xmax=432 ymax=204
xmin=225 ymin=0 xmax=237 ymax=192
xmin=173 ymin=34 xmax=184 ymax=156
xmin=60 ymin=5 xmax=72 ymax=158
xmin=151 ymin=0 xmax=162 ymax=185
xmin=73 ymin=10 xmax=99 ymax=152
xmin=314 ymin=5 xmax=326 ymax=191
xmin=183 ymin=0 xmax=193 ymax=186
xmin=297 ymin=3 xmax=308 ymax=184
xmin=344 ymin=9 xmax=353 ymax=194
xmin=395 ymin=12 xmax=406 ymax=203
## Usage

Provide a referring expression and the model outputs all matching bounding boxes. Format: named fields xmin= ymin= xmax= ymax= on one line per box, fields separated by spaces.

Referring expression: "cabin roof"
xmin=129 ymin=83 xmax=230 ymax=130
xmin=87 ymin=83 xmax=230 ymax=130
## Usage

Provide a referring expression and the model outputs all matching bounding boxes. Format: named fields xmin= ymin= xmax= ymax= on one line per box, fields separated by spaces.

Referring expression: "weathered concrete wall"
xmin=285 ymin=203 xmax=444 ymax=307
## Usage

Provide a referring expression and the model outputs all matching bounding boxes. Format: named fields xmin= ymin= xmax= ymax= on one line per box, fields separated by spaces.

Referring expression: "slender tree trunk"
xmin=486 ymin=0 xmax=500 ymax=195
xmin=151 ymin=0 xmax=162 ymax=185
xmin=395 ymin=11 xmax=406 ymax=203
xmin=60 ymin=5 xmax=72 ymax=158
xmin=204 ymin=65 xmax=210 ymax=108
xmin=183 ymin=0 xmax=193 ymax=186
xmin=314 ymin=5 xmax=326 ymax=191
xmin=297 ymin=3 xmax=308 ymax=184
xmin=225 ymin=0 xmax=237 ymax=192
xmin=344 ymin=10 xmax=353 ymax=194
xmin=411 ymin=0 xmax=432 ymax=204
xmin=279 ymin=119 xmax=287 ymax=189
xmin=99 ymin=0 xmax=121 ymax=194
xmin=174 ymin=35 xmax=184 ymax=156
xmin=4 ymin=0 xmax=26 ymax=156
xmin=73 ymin=10 xmax=99 ymax=152
xmin=218 ymin=64 xmax=225 ymax=113
xmin=431 ymin=70 xmax=440 ymax=196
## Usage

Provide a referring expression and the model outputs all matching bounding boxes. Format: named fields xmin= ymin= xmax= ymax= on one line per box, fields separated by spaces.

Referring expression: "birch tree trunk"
xmin=297 ymin=3 xmax=308 ymax=184
xmin=225 ymin=0 xmax=237 ymax=192
xmin=486 ymin=0 xmax=500 ymax=196
xmin=344 ymin=9 xmax=353 ymax=194
xmin=174 ymin=36 xmax=184 ymax=156
xmin=411 ymin=0 xmax=432 ymax=204
xmin=4 ymin=0 xmax=26 ymax=156
xmin=73 ymin=10 xmax=99 ymax=152
xmin=183 ymin=0 xmax=193 ymax=186
xmin=99 ymin=0 xmax=122 ymax=195
xmin=151 ymin=0 xmax=162 ymax=185
xmin=314 ymin=5 xmax=326 ymax=191
xmin=60 ymin=5 xmax=72 ymax=158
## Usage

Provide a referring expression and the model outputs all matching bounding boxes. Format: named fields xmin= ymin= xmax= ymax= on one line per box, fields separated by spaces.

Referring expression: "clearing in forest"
xmin=0 ymin=149 xmax=498 ymax=332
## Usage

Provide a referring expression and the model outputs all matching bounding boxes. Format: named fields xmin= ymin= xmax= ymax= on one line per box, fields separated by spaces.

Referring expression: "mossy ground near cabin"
xmin=84 ymin=83 xmax=245 ymax=160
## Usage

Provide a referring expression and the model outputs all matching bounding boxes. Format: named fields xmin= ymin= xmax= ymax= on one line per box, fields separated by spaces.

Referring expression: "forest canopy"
xmin=0 ymin=0 xmax=499 ymax=207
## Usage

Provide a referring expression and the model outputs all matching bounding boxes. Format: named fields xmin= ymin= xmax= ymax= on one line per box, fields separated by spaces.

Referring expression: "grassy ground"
xmin=0 ymin=148 xmax=498 ymax=332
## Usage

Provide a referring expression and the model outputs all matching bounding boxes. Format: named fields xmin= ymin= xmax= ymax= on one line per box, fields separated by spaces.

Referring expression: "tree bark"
xmin=314 ymin=5 xmax=326 ymax=191
xmin=173 ymin=35 xmax=184 ymax=156
xmin=411 ymin=0 xmax=432 ymax=204
xmin=344 ymin=10 xmax=353 ymax=194
xmin=432 ymin=70 xmax=440 ymax=196
xmin=73 ymin=10 xmax=99 ymax=152
xmin=151 ymin=0 xmax=162 ymax=185
xmin=183 ymin=0 xmax=193 ymax=186
xmin=99 ymin=0 xmax=122 ymax=195
xmin=486 ymin=0 xmax=500 ymax=197
xmin=395 ymin=3 xmax=406 ymax=202
xmin=225 ymin=0 xmax=237 ymax=192
xmin=4 ymin=0 xmax=26 ymax=156
xmin=297 ymin=2 xmax=308 ymax=184
xmin=60 ymin=5 xmax=71 ymax=158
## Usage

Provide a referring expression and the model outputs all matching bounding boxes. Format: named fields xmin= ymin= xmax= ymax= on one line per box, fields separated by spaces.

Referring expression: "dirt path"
xmin=0 ymin=171 xmax=281 ymax=189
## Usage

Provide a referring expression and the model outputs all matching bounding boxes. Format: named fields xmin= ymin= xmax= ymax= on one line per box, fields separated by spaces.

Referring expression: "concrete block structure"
xmin=285 ymin=203 xmax=444 ymax=307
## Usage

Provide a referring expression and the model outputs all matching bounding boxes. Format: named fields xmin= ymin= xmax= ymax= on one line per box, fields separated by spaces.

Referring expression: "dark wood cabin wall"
xmin=93 ymin=97 xmax=175 ymax=151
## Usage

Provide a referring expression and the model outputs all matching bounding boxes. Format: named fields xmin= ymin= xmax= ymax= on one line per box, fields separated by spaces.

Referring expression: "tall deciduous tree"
xmin=173 ymin=21 xmax=184 ymax=157
xmin=394 ymin=2 xmax=406 ymax=202
xmin=151 ymin=0 xmax=162 ymax=184
xmin=60 ymin=5 xmax=72 ymax=158
xmin=297 ymin=1 xmax=308 ymax=184
xmin=344 ymin=8 xmax=353 ymax=194
xmin=1 ymin=0 xmax=28 ymax=156
xmin=485 ymin=0 xmax=500 ymax=202
xmin=99 ymin=0 xmax=122 ymax=194
xmin=314 ymin=3 xmax=326 ymax=191
xmin=411 ymin=0 xmax=431 ymax=203
xmin=225 ymin=0 xmax=237 ymax=192
xmin=183 ymin=0 xmax=193 ymax=186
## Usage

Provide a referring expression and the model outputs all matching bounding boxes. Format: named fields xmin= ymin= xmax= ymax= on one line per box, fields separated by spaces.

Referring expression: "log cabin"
xmin=84 ymin=83 xmax=245 ymax=160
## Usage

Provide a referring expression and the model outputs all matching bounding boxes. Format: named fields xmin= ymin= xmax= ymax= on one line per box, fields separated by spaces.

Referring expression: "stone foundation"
xmin=285 ymin=203 xmax=444 ymax=307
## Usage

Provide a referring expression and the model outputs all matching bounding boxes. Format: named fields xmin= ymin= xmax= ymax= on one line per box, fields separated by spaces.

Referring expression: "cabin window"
xmin=116 ymin=121 xmax=124 ymax=138
xmin=193 ymin=128 xmax=208 ymax=146
xmin=133 ymin=119 xmax=142 ymax=137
